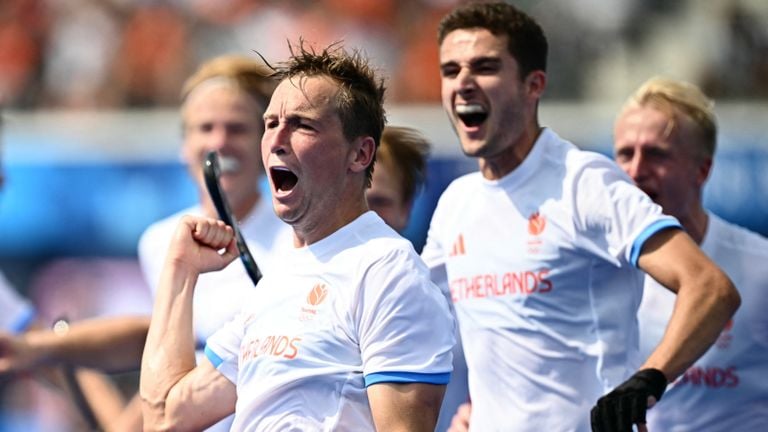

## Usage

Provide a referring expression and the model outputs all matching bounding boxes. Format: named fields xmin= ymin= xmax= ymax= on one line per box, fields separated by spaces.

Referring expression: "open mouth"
xmin=456 ymin=104 xmax=488 ymax=127
xmin=270 ymin=166 xmax=298 ymax=193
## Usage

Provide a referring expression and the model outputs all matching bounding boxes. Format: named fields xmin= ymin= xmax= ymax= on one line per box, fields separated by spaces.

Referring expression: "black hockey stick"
xmin=52 ymin=317 xmax=100 ymax=431
xmin=203 ymin=151 xmax=262 ymax=285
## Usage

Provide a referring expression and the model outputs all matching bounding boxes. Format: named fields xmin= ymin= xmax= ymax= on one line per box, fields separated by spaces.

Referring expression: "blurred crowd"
xmin=2 ymin=0 xmax=767 ymax=110
xmin=0 ymin=0 xmax=457 ymax=108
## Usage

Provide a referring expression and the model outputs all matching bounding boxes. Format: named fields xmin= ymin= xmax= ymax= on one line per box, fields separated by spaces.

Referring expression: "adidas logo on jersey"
xmin=449 ymin=234 xmax=466 ymax=257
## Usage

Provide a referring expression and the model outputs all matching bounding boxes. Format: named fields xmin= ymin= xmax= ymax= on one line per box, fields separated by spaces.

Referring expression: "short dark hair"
xmin=272 ymin=41 xmax=387 ymax=186
xmin=438 ymin=2 xmax=548 ymax=79
xmin=378 ymin=126 xmax=431 ymax=205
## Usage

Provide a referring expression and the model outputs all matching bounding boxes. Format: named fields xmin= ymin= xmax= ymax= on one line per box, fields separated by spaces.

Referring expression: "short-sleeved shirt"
xmin=206 ymin=211 xmax=455 ymax=431
xmin=0 ymin=271 xmax=35 ymax=333
xmin=421 ymin=128 xmax=679 ymax=431
xmin=138 ymin=197 xmax=292 ymax=431
xmin=639 ymin=212 xmax=768 ymax=431
xmin=138 ymin=198 xmax=293 ymax=344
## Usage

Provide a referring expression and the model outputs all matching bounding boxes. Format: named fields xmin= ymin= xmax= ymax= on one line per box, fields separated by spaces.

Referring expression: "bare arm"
xmin=591 ymin=229 xmax=740 ymax=431
xmin=0 ymin=316 xmax=150 ymax=374
xmin=142 ymin=361 xmax=236 ymax=431
xmin=0 ymin=321 xmax=134 ymax=430
xmin=637 ymin=229 xmax=740 ymax=380
xmin=368 ymin=382 xmax=446 ymax=432
xmin=101 ymin=392 xmax=144 ymax=432
xmin=74 ymin=368 xmax=127 ymax=429
xmin=140 ymin=215 xmax=239 ymax=431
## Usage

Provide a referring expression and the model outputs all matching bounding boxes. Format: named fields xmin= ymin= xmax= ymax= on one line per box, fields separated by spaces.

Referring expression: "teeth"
xmin=456 ymin=104 xmax=485 ymax=115
xmin=218 ymin=156 xmax=240 ymax=174
xmin=271 ymin=166 xmax=290 ymax=173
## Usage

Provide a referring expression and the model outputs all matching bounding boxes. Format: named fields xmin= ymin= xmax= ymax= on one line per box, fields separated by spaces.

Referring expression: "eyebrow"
xmin=440 ymin=55 xmax=502 ymax=68
xmin=264 ymin=97 xmax=320 ymax=116
xmin=263 ymin=111 xmax=325 ymax=129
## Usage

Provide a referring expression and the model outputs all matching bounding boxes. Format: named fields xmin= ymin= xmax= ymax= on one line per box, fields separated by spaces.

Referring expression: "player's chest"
xmin=441 ymin=199 xmax=577 ymax=271
xmin=237 ymin=275 xmax=358 ymax=366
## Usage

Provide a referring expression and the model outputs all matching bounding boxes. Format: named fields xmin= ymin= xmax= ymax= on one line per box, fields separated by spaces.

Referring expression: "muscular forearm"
xmin=140 ymin=260 xmax=200 ymax=429
xmin=24 ymin=317 xmax=149 ymax=372
xmin=642 ymin=268 xmax=740 ymax=380
xmin=139 ymin=216 xmax=238 ymax=430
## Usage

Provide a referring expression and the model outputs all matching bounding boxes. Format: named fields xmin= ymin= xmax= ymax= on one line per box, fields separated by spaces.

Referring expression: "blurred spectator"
xmin=0 ymin=0 xmax=48 ymax=108
xmin=229 ymin=1 xmax=398 ymax=80
xmin=2 ymin=0 xmax=768 ymax=107
xmin=700 ymin=0 xmax=768 ymax=99
xmin=41 ymin=0 xmax=121 ymax=108
xmin=28 ymin=258 xmax=153 ymax=323
xmin=391 ymin=4 xmax=451 ymax=102
xmin=0 ymin=106 xmax=132 ymax=432
xmin=111 ymin=3 xmax=191 ymax=106
xmin=530 ymin=0 xmax=641 ymax=99
xmin=185 ymin=0 xmax=262 ymax=27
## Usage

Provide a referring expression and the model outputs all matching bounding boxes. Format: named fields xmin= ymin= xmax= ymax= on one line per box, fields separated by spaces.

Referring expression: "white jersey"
xmin=138 ymin=198 xmax=293 ymax=344
xmin=639 ymin=212 xmax=768 ymax=431
xmin=421 ymin=128 xmax=679 ymax=432
xmin=0 ymin=271 xmax=34 ymax=333
xmin=206 ymin=211 xmax=455 ymax=431
xmin=138 ymin=197 xmax=292 ymax=431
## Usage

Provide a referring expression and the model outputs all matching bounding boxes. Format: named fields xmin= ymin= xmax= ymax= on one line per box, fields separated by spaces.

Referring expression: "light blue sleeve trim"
xmin=204 ymin=345 xmax=224 ymax=369
xmin=629 ymin=219 xmax=682 ymax=267
xmin=11 ymin=308 xmax=36 ymax=334
xmin=364 ymin=371 xmax=451 ymax=387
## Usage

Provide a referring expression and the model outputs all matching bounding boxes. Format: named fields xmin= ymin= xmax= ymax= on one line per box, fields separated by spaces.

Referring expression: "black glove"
xmin=590 ymin=368 xmax=668 ymax=432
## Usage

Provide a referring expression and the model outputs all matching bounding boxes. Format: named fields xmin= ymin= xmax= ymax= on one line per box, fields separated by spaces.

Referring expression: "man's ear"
xmin=525 ymin=70 xmax=547 ymax=100
xmin=348 ymin=136 xmax=376 ymax=174
xmin=696 ymin=156 xmax=713 ymax=188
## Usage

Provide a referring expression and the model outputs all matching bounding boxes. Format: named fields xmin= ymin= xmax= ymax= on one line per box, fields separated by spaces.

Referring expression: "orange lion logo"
xmin=307 ymin=283 xmax=328 ymax=306
xmin=528 ymin=211 xmax=546 ymax=236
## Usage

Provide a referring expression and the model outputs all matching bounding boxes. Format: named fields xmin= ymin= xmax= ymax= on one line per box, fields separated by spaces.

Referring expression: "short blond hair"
xmin=181 ymin=55 xmax=276 ymax=115
xmin=621 ymin=76 xmax=717 ymax=158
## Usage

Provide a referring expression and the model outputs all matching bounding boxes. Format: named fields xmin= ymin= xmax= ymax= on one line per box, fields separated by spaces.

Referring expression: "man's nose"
xmin=627 ymin=153 xmax=648 ymax=181
xmin=456 ymin=68 xmax=477 ymax=94
xmin=264 ymin=124 xmax=290 ymax=156
xmin=207 ymin=126 xmax=230 ymax=150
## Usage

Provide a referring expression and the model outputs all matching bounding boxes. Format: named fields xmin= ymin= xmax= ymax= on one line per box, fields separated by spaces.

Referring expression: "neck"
xmin=478 ymin=126 xmax=542 ymax=180
xmin=678 ymin=204 xmax=709 ymax=245
xmin=292 ymin=194 xmax=368 ymax=248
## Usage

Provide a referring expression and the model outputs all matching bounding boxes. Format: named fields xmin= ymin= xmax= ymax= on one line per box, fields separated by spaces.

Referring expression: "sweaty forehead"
xmin=439 ymin=28 xmax=506 ymax=60
xmin=184 ymin=84 xmax=263 ymax=120
xmin=267 ymin=75 xmax=340 ymax=116
xmin=616 ymin=106 xmax=675 ymax=145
